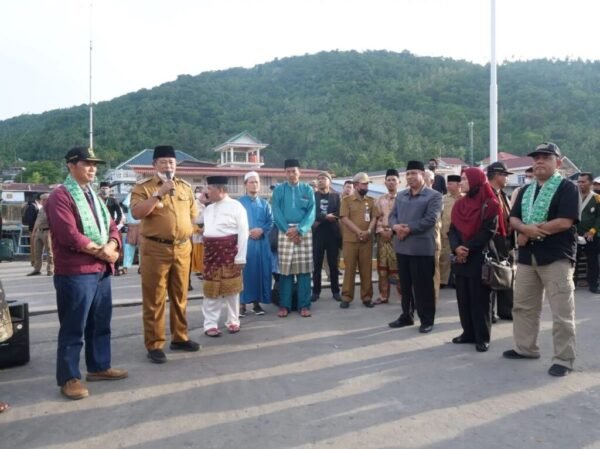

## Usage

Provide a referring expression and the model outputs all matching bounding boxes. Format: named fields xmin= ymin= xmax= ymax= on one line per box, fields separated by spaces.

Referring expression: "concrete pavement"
xmin=1 ymin=260 xmax=600 ymax=449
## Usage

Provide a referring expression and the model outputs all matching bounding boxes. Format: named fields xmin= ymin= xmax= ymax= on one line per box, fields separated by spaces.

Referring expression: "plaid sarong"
xmin=278 ymin=229 xmax=313 ymax=276
xmin=376 ymin=235 xmax=399 ymax=281
xmin=203 ymin=235 xmax=243 ymax=298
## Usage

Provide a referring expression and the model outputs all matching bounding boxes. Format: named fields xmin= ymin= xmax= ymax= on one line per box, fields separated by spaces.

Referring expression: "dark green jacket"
xmin=577 ymin=193 xmax=600 ymax=237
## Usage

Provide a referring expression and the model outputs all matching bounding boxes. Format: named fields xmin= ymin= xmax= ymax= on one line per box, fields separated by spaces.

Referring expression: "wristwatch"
xmin=152 ymin=191 xmax=163 ymax=201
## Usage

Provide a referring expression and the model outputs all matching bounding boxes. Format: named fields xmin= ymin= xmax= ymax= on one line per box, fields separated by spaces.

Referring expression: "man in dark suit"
xmin=311 ymin=171 xmax=342 ymax=302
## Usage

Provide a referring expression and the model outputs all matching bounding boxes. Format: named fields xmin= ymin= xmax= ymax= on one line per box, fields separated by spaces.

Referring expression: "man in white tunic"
xmin=202 ymin=176 xmax=249 ymax=337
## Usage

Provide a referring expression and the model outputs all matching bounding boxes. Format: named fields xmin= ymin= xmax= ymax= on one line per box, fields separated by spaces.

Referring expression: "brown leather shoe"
xmin=61 ymin=379 xmax=89 ymax=400
xmin=86 ymin=368 xmax=129 ymax=382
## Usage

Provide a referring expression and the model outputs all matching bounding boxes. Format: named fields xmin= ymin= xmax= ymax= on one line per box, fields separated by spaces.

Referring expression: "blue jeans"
xmin=54 ymin=272 xmax=113 ymax=386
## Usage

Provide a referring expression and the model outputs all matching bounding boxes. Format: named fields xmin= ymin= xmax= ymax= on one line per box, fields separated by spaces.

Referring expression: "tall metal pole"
xmin=89 ymin=2 xmax=94 ymax=150
xmin=489 ymin=0 xmax=498 ymax=163
xmin=468 ymin=121 xmax=474 ymax=166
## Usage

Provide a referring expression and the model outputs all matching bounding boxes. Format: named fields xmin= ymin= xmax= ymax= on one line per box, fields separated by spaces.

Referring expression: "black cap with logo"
xmin=65 ymin=147 xmax=105 ymax=164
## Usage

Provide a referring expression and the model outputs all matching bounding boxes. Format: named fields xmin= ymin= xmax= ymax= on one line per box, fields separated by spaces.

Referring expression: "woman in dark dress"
xmin=449 ymin=168 xmax=504 ymax=352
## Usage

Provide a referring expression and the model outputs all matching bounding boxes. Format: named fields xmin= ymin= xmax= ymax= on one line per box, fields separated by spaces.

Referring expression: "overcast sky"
xmin=1 ymin=0 xmax=598 ymax=121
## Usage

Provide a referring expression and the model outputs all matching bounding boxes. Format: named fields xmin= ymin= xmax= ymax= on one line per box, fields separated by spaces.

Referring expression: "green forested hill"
xmin=1 ymin=50 xmax=599 ymax=182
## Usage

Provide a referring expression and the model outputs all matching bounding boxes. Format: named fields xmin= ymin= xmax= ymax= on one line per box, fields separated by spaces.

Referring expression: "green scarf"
xmin=64 ymin=174 xmax=110 ymax=245
xmin=521 ymin=171 xmax=562 ymax=224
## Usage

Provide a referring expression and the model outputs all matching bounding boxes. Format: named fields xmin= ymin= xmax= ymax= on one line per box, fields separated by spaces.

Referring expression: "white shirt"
xmin=204 ymin=196 xmax=249 ymax=264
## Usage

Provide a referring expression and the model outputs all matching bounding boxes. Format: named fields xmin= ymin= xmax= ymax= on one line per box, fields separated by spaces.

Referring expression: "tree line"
xmin=1 ymin=50 xmax=599 ymax=184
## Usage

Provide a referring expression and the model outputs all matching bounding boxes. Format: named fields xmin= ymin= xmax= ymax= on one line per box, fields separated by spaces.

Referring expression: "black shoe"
xmin=389 ymin=318 xmax=414 ymax=328
xmin=340 ymin=301 xmax=350 ymax=309
xmin=332 ymin=293 xmax=342 ymax=302
xmin=419 ymin=324 xmax=433 ymax=333
xmin=498 ymin=315 xmax=513 ymax=321
xmin=147 ymin=349 xmax=167 ymax=364
xmin=188 ymin=284 xmax=194 ymax=291
xmin=26 ymin=271 xmax=41 ymax=276
xmin=170 ymin=340 xmax=200 ymax=352
xmin=548 ymin=364 xmax=572 ymax=377
xmin=502 ymin=349 xmax=540 ymax=360
xmin=253 ymin=304 xmax=265 ymax=316
xmin=239 ymin=305 xmax=247 ymax=318
xmin=452 ymin=335 xmax=475 ymax=344
xmin=311 ymin=293 xmax=320 ymax=302
xmin=363 ymin=300 xmax=375 ymax=308
xmin=590 ymin=287 xmax=600 ymax=294
xmin=491 ymin=315 xmax=498 ymax=324
xmin=476 ymin=342 xmax=490 ymax=352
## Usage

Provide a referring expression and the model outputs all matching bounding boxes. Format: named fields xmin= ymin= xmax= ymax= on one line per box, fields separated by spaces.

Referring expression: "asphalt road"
xmin=1 ymin=260 xmax=600 ymax=449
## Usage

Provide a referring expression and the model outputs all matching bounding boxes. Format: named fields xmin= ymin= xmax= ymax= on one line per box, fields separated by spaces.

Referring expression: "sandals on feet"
xmin=0 ymin=401 xmax=9 ymax=413
xmin=373 ymin=298 xmax=388 ymax=305
xmin=278 ymin=308 xmax=289 ymax=318
xmin=204 ymin=328 xmax=221 ymax=337
xmin=227 ymin=324 xmax=241 ymax=334
xmin=300 ymin=308 xmax=312 ymax=318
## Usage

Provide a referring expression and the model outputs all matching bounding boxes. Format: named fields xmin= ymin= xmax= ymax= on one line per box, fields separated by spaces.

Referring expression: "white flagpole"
xmin=489 ymin=0 xmax=498 ymax=163
xmin=89 ymin=2 xmax=94 ymax=150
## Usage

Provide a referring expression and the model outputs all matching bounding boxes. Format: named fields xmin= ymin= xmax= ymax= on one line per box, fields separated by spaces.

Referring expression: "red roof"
xmin=440 ymin=157 xmax=467 ymax=166
xmin=480 ymin=152 xmax=523 ymax=164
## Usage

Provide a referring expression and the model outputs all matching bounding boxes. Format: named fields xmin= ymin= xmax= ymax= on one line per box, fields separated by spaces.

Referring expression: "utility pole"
xmin=489 ymin=0 xmax=498 ymax=163
xmin=468 ymin=121 xmax=474 ymax=166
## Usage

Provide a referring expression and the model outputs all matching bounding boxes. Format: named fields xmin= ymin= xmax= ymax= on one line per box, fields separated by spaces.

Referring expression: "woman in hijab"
xmin=449 ymin=168 xmax=504 ymax=352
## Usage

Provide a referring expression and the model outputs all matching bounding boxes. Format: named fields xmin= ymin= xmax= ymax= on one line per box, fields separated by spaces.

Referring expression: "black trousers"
xmin=494 ymin=289 xmax=513 ymax=319
xmin=312 ymin=231 xmax=340 ymax=296
xmin=584 ymin=239 xmax=599 ymax=290
xmin=396 ymin=254 xmax=436 ymax=326
xmin=455 ymin=274 xmax=492 ymax=344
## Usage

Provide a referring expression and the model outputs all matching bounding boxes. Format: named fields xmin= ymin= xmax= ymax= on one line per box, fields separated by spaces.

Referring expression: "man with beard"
xmin=311 ymin=171 xmax=342 ymax=302
xmin=388 ymin=161 xmax=442 ymax=333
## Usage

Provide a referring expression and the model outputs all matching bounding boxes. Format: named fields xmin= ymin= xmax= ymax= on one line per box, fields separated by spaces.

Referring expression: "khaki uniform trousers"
xmin=140 ymin=238 xmax=192 ymax=350
xmin=342 ymin=240 xmax=373 ymax=302
xmin=33 ymin=230 xmax=54 ymax=274
xmin=512 ymin=258 xmax=576 ymax=369
xmin=439 ymin=237 xmax=452 ymax=286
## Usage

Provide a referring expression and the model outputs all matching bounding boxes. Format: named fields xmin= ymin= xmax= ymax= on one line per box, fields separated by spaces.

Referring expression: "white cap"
xmin=244 ymin=171 xmax=259 ymax=182
xmin=593 ymin=176 xmax=600 ymax=184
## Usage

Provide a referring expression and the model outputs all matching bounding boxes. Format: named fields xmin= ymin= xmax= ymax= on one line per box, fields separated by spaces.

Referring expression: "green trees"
xmin=0 ymin=51 xmax=599 ymax=174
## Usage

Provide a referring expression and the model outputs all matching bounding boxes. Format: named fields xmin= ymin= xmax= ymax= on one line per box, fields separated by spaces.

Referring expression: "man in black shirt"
xmin=503 ymin=142 xmax=578 ymax=377
xmin=428 ymin=158 xmax=447 ymax=195
xmin=311 ymin=172 xmax=342 ymax=302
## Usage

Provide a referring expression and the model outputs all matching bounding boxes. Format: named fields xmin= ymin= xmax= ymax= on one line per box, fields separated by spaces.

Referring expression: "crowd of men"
xmin=16 ymin=142 xmax=600 ymax=402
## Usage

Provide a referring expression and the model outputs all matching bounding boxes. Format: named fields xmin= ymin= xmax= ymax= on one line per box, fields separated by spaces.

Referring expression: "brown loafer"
xmin=86 ymin=368 xmax=129 ymax=382
xmin=61 ymin=378 xmax=89 ymax=400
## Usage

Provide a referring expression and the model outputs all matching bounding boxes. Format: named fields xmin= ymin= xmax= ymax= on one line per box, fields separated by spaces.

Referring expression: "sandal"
xmin=373 ymin=298 xmax=388 ymax=305
xmin=277 ymin=307 xmax=289 ymax=318
xmin=204 ymin=328 xmax=221 ymax=337
xmin=227 ymin=324 xmax=241 ymax=334
xmin=300 ymin=308 xmax=312 ymax=318
xmin=0 ymin=401 xmax=9 ymax=413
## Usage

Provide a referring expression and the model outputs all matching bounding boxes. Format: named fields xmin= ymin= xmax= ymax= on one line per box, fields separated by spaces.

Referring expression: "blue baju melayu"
xmin=239 ymin=195 xmax=274 ymax=304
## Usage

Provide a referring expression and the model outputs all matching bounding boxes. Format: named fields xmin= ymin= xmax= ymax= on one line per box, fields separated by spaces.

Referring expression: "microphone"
xmin=165 ymin=171 xmax=175 ymax=197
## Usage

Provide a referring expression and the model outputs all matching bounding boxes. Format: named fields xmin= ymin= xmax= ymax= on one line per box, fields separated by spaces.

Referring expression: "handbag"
xmin=0 ymin=281 xmax=13 ymax=343
xmin=481 ymin=245 xmax=515 ymax=290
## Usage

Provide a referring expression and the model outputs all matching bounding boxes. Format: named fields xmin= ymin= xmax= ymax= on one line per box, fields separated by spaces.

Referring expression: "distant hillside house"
xmin=128 ymin=132 xmax=323 ymax=198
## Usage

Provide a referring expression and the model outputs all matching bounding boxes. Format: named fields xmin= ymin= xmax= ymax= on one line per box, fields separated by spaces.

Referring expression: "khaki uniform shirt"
xmin=340 ymin=193 xmax=379 ymax=243
xmin=33 ymin=207 xmax=50 ymax=232
xmin=130 ymin=175 xmax=198 ymax=241
xmin=441 ymin=193 xmax=462 ymax=238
